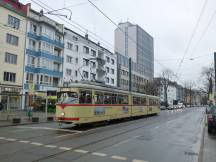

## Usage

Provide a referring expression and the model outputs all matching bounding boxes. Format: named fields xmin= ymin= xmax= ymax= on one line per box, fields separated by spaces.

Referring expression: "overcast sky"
xmin=20 ymin=0 xmax=215 ymax=87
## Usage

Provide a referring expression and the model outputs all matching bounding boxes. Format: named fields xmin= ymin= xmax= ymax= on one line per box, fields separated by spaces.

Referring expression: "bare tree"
xmin=144 ymin=79 xmax=161 ymax=96
xmin=160 ymin=69 xmax=174 ymax=106
xmin=200 ymin=66 xmax=214 ymax=99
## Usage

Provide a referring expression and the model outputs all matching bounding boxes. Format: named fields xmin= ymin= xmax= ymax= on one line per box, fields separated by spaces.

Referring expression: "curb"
xmin=198 ymin=114 xmax=206 ymax=162
xmin=0 ymin=120 xmax=55 ymax=128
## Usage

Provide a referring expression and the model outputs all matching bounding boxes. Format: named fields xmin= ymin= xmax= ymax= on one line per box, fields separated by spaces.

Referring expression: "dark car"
xmin=207 ymin=106 xmax=216 ymax=133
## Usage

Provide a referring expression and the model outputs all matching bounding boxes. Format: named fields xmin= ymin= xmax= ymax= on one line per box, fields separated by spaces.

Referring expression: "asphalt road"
xmin=0 ymin=107 xmax=205 ymax=162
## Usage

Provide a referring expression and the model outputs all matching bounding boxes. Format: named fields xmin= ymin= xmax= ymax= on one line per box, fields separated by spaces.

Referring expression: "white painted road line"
xmin=0 ymin=137 xmax=6 ymax=140
xmin=74 ymin=149 xmax=89 ymax=154
xmin=5 ymin=138 xmax=17 ymax=141
xmin=92 ymin=152 xmax=107 ymax=157
xmin=19 ymin=140 xmax=30 ymax=143
xmin=30 ymin=142 xmax=43 ymax=146
xmin=44 ymin=145 xmax=57 ymax=148
xmin=133 ymin=159 xmax=149 ymax=162
xmin=55 ymin=132 xmax=81 ymax=138
xmin=59 ymin=147 xmax=72 ymax=151
xmin=111 ymin=156 xmax=127 ymax=160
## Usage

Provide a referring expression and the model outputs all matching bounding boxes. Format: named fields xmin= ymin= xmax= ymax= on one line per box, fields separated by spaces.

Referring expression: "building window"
xmin=26 ymin=73 xmax=33 ymax=83
xmin=67 ymin=42 xmax=73 ymax=50
xmin=5 ymin=52 xmax=17 ymax=65
xmin=66 ymin=55 xmax=73 ymax=64
xmin=90 ymin=73 xmax=96 ymax=80
xmin=83 ymin=46 xmax=89 ymax=54
xmin=83 ymin=71 xmax=89 ymax=79
xmin=55 ymin=34 xmax=61 ymax=42
xmin=29 ymin=39 xmax=36 ymax=51
xmin=106 ymin=67 xmax=109 ymax=73
xmin=75 ymin=70 xmax=78 ymax=77
xmin=106 ymin=77 xmax=109 ymax=83
xmin=91 ymin=49 xmax=96 ymax=57
xmin=83 ymin=58 xmax=89 ymax=66
xmin=75 ymin=57 xmax=79 ymax=64
xmin=53 ymin=77 xmax=59 ymax=87
xmin=66 ymin=69 xmax=72 ymax=76
xmin=111 ymin=78 xmax=114 ymax=84
xmin=30 ymin=22 xmax=37 ymax=34
xmin=27 ymin=56 xmax=35 ymax=67
xmin=106 ymin=56 xmax=110 ymax=63
xmin=6 ymin=34 xmax=18 ymax=46
xmin=53 ymin=62 xmax=61 ymax=72
xmin=75 ymin=45 xmax=79 ymax=52
xmin=111 ymin=69 xmax=114 ymax=74
xmin=42 ymin=42 xmax=53 ymax=53
xmin=111 ymin=59 xmax=115 ymax=65
xmin=90 ymin=61 xmax=96 ymax=68
xmin=3 ymin=72 xmax=16 ymax=82
xmin=8 ymin=15 xmax=20 ymax=29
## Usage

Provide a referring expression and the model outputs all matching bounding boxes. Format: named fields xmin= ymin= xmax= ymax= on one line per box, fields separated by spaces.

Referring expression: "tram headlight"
xmin=61 ymin=112 xmax=65 ymax=116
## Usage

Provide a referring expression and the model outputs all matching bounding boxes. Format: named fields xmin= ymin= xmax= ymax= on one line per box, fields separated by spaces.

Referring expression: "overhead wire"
xmin=175 ymin=0 xmax=209 ymax=77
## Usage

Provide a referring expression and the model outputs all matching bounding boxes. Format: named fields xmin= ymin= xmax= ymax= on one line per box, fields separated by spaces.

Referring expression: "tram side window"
xmin=79 ymin=90 xmax=92 ymax=104
xmin=94 ymin=91 xmax=103 ymax=104
xmin=118 ymin=95 xmax=124 ymax=104
xmin=133 ymin=96 xmax=141 ymax=105
xmin=104 ymin=93 xmax=112 ymax=104
xmin=141 ymin=98 xmax=147 ymax=106
xmin=112 ymin=94 xmax=118 ymax=104
xmin=122 ymin=95 xmax=128 ymax=104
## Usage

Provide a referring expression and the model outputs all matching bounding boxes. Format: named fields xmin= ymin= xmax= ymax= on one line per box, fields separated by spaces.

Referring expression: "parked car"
xmin=207 ymin=106 xmax=216 ymax=133
xmin=168 ymin=105 xmax=174 ymax=110
xmin=160 ymin=106 xmax=166 ymax=110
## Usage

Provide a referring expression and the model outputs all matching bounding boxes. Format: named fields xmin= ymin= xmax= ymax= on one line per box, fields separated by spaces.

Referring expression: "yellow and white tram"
xmin=56 ymin=83 xmax=160 ymax=125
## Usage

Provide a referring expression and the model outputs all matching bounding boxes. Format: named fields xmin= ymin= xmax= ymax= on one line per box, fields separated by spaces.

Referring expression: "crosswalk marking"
xmin=44 ymin=145 xmax=57 ymax=148
xmin=133 ymin=159 xmax=149 ymax=162
xmin=30 ymin=142 xmax=43 ymax=146
xmin=0 ymin=137 xmax=6 ymax=140
xmin=74 ymin=149 xmax=89 ymax=153
xmin=5 ymin=138 xmax=17 ymax=141
xmin=59 ymin=147 xmax=71 ymax=150
xmin=19 ymin=140 xmax=30 ymax=143
xmin=111 ymin=155 xmax=127 ymax=160
xmin=92 ymin=152 xmax=107 ymax=157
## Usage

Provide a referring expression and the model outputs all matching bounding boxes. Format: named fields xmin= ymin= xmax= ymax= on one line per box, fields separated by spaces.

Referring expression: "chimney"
xmin=85 ymin=33 xmax=88 ymax=39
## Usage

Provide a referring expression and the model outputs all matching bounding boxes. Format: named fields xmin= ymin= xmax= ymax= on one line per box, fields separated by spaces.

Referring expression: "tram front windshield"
xmin=57 ymin=92 xmax=78 ymax=104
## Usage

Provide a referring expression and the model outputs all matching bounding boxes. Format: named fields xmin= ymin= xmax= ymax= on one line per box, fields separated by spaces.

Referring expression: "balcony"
xmin=28 ymin=32 xmax=64 ymax=48
xmin=26 ymin=49 xmax=63 ymax=63
xmin=25 ymin=66 xmax=63 ymax=77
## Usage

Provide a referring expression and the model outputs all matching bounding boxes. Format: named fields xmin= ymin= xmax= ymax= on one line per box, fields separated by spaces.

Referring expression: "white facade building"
xmin=63 ymin=28 xmax=117 ymax=87
xmin=159 ymin=84 xmax=177 ymax=106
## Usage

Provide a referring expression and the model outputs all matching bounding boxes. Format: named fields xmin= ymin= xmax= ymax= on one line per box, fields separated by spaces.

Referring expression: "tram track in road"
xmin=0 ymin=108 xmax=195 ymax=162
xmin=30 ymin=109 xmax=192 ymax=162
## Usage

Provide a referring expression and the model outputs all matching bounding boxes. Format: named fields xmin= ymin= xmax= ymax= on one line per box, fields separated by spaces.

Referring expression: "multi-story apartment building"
xmin=0 ymin=0 xmax=29 ymax=109
xmin=63 ymin=28 xmax=117 ymax=87
xmin=24 ymin=8 xmax=64 ymax=105
xmin=115 ymin=22 xmax=154 ymax=92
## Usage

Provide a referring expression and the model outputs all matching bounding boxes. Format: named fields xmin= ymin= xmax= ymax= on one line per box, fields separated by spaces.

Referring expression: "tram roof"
xmin=59 ymin=82 xmax=159 ymax=99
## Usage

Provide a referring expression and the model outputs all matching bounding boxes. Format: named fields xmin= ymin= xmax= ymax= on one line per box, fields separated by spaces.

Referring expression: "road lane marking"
xmin=19 ymin=140 xmax=30 ymax=143
xmin=114 ymin=136 xmax=140 ymax=147
xmin=55 ymin=132 xmax=81 ymax=138
xmin=45 ymin=145 xmax=57 ymax=148
xmin=5 ymin=138 xmax=17 ymax=141
xmin=74 ymin=149 xmax=89 ymax=153
xmin=0 ymin=137 xmax=6 ymax=140
xmin=92 ymin=152 xmax=107 ymax=157
xmin=59 ymin=147 xmax=72 ymax=150
xmin=17 ymin=126 xmax=82 ymax=133
xmin=30 ymin=142 xmax=43 ymax=146
xmin=111 ymin=156 xmax=127 ymax=160
xmin=133 ymin=159 xmax=149 ymax=162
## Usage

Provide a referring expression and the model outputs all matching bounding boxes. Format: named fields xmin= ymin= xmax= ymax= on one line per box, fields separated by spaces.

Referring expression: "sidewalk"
xmin=202 ymin=126 xmax=216 ymax=162
xmin=0 ymin=110 xmax=55 ymax=127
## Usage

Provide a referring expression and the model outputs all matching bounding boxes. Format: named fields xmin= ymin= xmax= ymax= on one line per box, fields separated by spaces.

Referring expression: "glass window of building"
xmin=5 ymin=52 xmax=17 ymax=65
xmin=90 ymin=73 xmax=96 ymax=80
xmin=111 ymin=78 xmax=114 ymax=84
xmin=83 ymin=46 xmax=89 ymax=54
xmin=75 ymin=70 xmax=78 ymax=77
xmin=30 ymin=22 xmax=37 ymax=34
xmin=66 ymin=55 xmax=73 ymax=64
xmin=91 ymin=49 xmax=96 ymax=57
xmin=75 ymin=57 xmax=79 ymax=64
xmin=27 ymin=55 xmax=35 ymax=67
xmin=26 ymin=73 xmax=33 ymax=83
xmin=53 ymin=62 xmax=61 ymax=72
xmin=29 ymin=39 xmax=36 ymax=50
xmin=6 ymin=34 xmax=18 ymax=46
xmin=106 ymin=77 xmax=109 ymax=83
xmin=3 ymin=72 xmax=16 ymax=82
xmin=66 ymin=69 xmax=72 ymax=76
xmin=106 ymin=67 xmax=109 ymax=73
xmin=75 ymin=45 xmax=79 ymax=52
xmin=67 ymin=42 xmax=73 ymax=50
xmin=8 ymin=15 xmax=20 ymax=29
xmin=106 ymin=56 xmax=110 ymax=63
xmin=83 ymin=58 xmax=89 ymax=66
xmin=111 ymin=59 xmax=115 ymax=65
xmin=111 ymin=69 xmax=114 ymax=74
xmin=83 ymin=71 xmax=89 ymax=79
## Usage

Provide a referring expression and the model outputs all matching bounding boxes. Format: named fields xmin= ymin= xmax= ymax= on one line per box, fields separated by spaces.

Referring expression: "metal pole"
xmin=129 ymin=57 xmax=132 ymax=92
xmin=214 ymin=52 xmax=216 ymax=104
xmin=45 ymin=91 xmax=48 ymax=118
